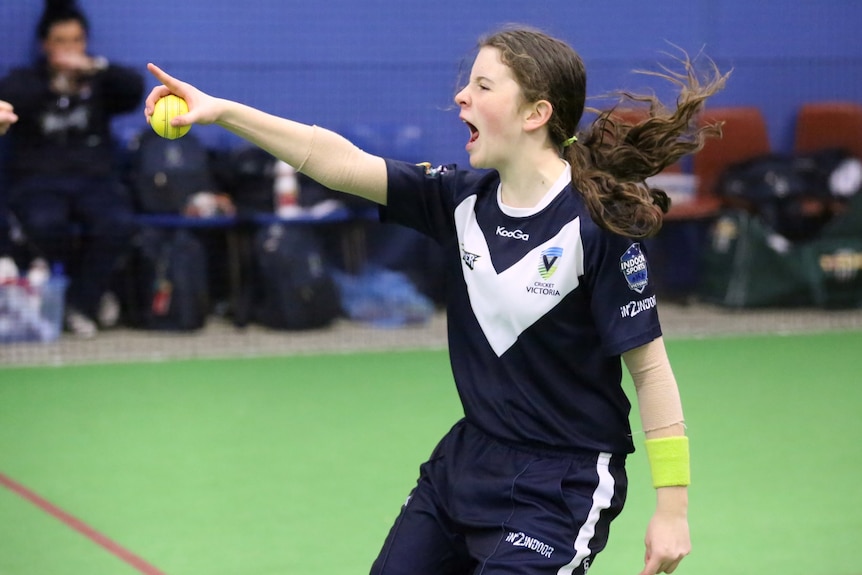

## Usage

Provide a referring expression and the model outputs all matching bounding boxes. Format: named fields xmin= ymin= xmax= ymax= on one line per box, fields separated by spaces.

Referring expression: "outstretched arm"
xmin=143 ymin=63 xmax=389 ymax=205
xmin=0 ymin=100 xmax=17 ymax=135
xmin=623 ymin=336 xmax=691 ymax=575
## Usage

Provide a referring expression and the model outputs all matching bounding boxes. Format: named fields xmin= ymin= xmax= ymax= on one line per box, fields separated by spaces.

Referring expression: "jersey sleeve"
xmin=380 ymin=159 xmax=457 ymax=243
xmin=583 ymin=225 xmax=663 ymax=357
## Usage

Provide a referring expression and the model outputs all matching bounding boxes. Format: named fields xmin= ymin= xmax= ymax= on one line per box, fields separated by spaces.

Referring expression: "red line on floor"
xmin=0 ymin=471 xmax=167 ymax=575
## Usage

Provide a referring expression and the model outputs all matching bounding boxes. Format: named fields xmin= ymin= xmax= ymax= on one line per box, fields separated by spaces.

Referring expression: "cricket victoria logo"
xmin=526 ymin=247 xmax=563 ymax=296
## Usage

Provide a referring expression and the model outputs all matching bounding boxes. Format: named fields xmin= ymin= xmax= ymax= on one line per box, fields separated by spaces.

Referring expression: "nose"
xmin=454 ymin=86 xmax=468 ymax=107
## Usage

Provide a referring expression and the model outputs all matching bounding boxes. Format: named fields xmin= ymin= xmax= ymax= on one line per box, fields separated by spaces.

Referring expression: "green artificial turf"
xmin=1 ymin=332 xmax=860 ymax=575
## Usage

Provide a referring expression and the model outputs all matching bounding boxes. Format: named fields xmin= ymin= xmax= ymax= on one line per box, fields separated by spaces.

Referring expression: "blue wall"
xmin=2 ymin=1 xmax=861 ymax=165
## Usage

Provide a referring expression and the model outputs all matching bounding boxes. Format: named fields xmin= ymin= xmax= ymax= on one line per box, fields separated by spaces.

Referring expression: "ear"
xmin=523 ymin=99 xmax=554 ymax=133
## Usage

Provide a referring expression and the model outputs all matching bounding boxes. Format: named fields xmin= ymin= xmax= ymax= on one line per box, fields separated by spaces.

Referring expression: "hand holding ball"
xmin=150 ymin=94 xmax=190 ymax=139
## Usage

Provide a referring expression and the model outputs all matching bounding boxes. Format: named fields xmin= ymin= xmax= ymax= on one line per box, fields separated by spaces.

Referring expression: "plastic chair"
xmin=643 ymin=107 xmax=770 ymax=300
xmin=672 ymin=106 xmax=772 ymax=221
xmin=794 ymin=101 xmax=862 ymax=160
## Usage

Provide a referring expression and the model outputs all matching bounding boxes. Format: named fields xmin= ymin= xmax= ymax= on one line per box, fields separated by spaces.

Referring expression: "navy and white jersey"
xmin=381 ymin=159 xmax=663 ymax=454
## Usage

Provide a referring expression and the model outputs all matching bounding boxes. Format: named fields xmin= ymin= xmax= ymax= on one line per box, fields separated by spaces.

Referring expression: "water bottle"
xmin=26 ymin=258 xmax=50 ymax=288
xmin=0 ymin=256 xmax=18 ymax=284
xmin=274 ymin=160 xmax=302 ymax=218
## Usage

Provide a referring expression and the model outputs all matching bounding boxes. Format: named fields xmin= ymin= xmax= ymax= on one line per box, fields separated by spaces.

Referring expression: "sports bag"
xmin=128 ymin=130 xmax=217 ymax=214
xmin=250 ymin=223 xmax=341 ymax=330
xmin=126 ymin=228 xmax=210 ymax=330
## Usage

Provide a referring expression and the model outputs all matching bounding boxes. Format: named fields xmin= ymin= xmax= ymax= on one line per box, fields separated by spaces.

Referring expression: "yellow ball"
xmin=151 ymin=94 xmax=190 ymax=139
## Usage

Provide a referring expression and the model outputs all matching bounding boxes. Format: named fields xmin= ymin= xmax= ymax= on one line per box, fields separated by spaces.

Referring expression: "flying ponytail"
xmin=567 ymin=53 xmax=729 ymax=238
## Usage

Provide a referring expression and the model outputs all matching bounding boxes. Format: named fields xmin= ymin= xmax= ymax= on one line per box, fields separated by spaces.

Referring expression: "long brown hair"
xmin=480 ymin=27 xmax=729 ymax=238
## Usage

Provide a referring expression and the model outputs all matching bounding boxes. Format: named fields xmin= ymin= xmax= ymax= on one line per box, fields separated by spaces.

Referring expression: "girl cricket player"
xmin=144 ymin=25 xmax=726 ymax=575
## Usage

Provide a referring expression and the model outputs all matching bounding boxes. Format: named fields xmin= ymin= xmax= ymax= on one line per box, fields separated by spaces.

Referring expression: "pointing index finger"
xmin=147 ymin=63 xmax=176 ymax=87
xmin=144 ymin=63 xmax=184 ymax=116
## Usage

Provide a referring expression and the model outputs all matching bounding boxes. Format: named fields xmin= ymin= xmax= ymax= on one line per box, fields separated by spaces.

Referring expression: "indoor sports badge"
xmin=620 ymin=243 xmax=649 ymax=293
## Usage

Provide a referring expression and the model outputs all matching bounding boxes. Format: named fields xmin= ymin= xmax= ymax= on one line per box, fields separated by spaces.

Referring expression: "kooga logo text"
xmin=496 ymin=226 xmax=529 ymax=241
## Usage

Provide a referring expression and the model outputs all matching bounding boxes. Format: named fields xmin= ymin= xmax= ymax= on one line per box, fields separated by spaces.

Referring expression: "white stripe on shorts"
xmin=557 ymin=452 xmax=615 ymax=575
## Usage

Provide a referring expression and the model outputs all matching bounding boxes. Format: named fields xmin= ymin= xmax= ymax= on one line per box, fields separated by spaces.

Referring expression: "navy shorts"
xmin=370 ymin=419 xmax=628 ymax=575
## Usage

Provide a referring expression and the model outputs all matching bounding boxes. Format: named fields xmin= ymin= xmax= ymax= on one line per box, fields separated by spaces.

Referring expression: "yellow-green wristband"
xmin=644 ymin=436 xmax=691 ymax=488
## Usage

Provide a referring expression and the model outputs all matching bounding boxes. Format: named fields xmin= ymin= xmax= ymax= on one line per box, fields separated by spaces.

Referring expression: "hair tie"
xmin=562 ymin=135 xmax=578 ymax=148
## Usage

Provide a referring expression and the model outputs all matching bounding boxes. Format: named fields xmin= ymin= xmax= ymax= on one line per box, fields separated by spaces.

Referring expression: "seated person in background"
xmin=0 ymin=100 xmax=20 ymax=281
xmin=0 ymin=100 xmax=16 ymax=135
xmin=0 ymin=0 xmax=144 ymax=337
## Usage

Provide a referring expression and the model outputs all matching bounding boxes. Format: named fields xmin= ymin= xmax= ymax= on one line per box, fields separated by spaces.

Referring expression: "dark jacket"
xmin=0 ymin=58 xmax=144 ymax=182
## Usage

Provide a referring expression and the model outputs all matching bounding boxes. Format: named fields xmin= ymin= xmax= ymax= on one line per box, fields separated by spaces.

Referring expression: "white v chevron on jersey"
xmin=455 ymin=196 xmax=585 ymax=357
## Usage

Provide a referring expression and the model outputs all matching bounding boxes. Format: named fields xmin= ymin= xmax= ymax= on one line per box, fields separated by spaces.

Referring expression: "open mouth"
xmin=464 ymin=121 xmax=479 ymax=146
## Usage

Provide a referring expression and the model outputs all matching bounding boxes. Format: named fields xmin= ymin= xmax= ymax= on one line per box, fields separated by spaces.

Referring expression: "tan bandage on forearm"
xmin=622 ymin=336 xmax=685 ymax=433
xmin=296 ymin=125 xmax=387 ymax=202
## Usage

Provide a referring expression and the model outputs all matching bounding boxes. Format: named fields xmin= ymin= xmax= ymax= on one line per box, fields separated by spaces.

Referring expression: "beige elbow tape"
xmin=294 ymin=124 xmax=378 ymax=196
xmin=624 ymin=337 xmax=685 ymax=432
xmin=295 ymin=124 xmax=318 ymax=173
